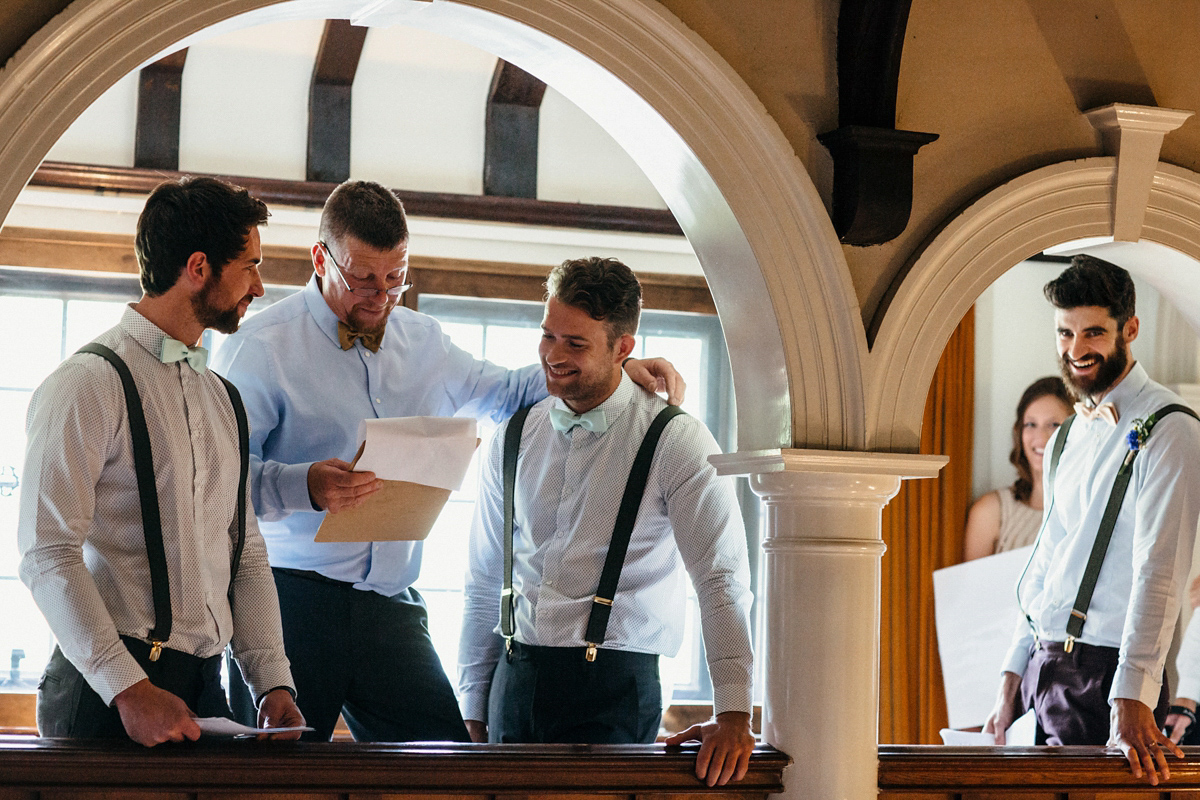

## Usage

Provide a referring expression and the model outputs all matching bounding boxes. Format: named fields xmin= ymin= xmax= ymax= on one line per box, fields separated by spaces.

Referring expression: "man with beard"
xmin=984 ymin=254 xmax=1200 ymax=785
xmin=458 ymin=258 xmax=754 ymax=787
xmin=18 ymin=177 xmax=303 ymax=745
xmin=211 ymin=180 xmax=684 ymax=742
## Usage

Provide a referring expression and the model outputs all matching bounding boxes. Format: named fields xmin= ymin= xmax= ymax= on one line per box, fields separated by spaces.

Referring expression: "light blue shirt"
xmin=210 ymin=275 xmax=545 ymax=596
xmin=1002 ymin=362 xmax=1200 ymax=709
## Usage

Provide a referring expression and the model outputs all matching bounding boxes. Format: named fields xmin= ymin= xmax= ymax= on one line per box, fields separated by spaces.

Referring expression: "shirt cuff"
xmin=1111 ymin=664 xmax=1164 ymax=710
xmin=279 ymin=461 xmax=317 ymax=512
xmin=92 ymin=650 xmax=150 ymax=707
xmin=713 ymin=682 xmax=753 ymax=718
xmin=1001 ymin=638 xmax=1033 ymax=678
xmin=460 ymin=689 xmax=489 ymax=724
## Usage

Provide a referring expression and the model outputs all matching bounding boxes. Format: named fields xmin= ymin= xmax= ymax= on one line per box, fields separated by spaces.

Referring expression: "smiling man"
xmin=458 ymin=257 xmax=755 ymax=787
xmin=985 ymin=254 xmax=1200 ymax=785
xmin=19 ymin=177 xmax=302 ymax=745
xmin=211 ymin=181 xmax=685 ymax=743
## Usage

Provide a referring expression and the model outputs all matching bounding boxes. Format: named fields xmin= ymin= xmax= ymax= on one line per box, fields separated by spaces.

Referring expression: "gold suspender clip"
xmin=585 ymin=643 xmax=597 ymax=662
xmin=593 ymin=596 xmax=613 ymax=607
xmin=149 ymin=640 xmax=164 ymax=662
xmin=1064 ymin=636 xmax=1075 ymax=653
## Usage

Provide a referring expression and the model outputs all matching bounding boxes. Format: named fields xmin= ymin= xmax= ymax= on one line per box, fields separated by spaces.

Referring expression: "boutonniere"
xmin=1127 ymin=417 xmax=1152 ymax=453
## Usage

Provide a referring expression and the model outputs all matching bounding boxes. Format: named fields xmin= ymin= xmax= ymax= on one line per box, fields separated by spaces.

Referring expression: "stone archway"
xmin=0 ymin=0 xmax=867 ymax=451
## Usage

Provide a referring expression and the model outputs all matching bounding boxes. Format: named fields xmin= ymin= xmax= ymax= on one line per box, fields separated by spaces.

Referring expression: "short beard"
xmin=1060 ymin=331 xmax=1128 ymax=399
xmin=191 ymin=270 xmax=244 ymax=335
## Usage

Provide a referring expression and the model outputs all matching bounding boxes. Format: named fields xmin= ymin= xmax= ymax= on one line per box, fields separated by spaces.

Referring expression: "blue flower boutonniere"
xmin=1127 ymin=417 xmax=1152 ymax=453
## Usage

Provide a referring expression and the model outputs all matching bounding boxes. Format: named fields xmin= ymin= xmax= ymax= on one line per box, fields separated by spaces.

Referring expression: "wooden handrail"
xmin=880 ymin=745 xmax=1200 ymax=795
xmin=0 ymin=736 xmax=788 ymax=794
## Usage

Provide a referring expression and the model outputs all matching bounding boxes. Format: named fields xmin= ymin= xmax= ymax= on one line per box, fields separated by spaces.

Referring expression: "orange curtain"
xmin=879 ymin=307 xmax=975 ymax=744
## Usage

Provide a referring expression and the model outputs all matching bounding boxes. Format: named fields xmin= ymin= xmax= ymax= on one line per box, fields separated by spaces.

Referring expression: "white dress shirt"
xmin=1002 ymin=362 xmax=1200 ymax=709
xmin=18 ymin=306 xmax=294 ymax=705
xmin=458 ymin=374 xmax=754 ymax=722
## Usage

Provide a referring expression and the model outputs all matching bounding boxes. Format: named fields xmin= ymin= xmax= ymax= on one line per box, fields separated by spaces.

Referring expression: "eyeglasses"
xmin=319 ymin=241 xmax=413 ymax=298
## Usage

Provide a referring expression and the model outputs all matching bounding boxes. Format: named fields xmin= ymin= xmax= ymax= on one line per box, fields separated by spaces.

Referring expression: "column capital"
xmin=710 ymin=448 xmax=947 ymax=479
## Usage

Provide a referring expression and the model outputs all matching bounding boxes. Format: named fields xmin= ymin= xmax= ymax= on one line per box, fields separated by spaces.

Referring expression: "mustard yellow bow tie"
xmin=1074 ymin=400 xmax=1119 ymax=426
xmin=337 ymin=321 xmax=384 ymax=353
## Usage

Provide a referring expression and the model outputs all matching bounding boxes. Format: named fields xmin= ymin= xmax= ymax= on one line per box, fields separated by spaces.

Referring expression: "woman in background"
xmin=963 ymin=376 xmax=1073 ymax=560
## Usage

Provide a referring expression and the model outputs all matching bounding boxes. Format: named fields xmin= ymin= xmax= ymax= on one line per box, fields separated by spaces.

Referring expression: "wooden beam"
xmin=29 ymin=161 xmax=685 ymax=236
xmin=484 ymin=60 xmax=547 ymax=198
xmin=134 ymin=49 xmax=187 ymax=171
xmin=307 ymin=19 xmax=369 ymax=183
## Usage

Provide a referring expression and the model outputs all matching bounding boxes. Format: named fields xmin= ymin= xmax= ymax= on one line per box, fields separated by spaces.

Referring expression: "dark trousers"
xmin=37 ymin=636 xmax=230 ymax=739
xmin=1020 ymin=640 xmax=1169 ymax=745
xmin=229 ymin=567 xmax=469 ymax=743
xmin=487 ymin=640 xmax=662 ymax=744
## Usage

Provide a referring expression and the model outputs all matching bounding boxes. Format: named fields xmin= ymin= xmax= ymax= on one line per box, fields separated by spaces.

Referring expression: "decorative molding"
xmin=710 ymin=448 xmax=947 ymax=478
xmin=1084 ymin=103 xmax=1193 ymax=241
xmin=134 ymin=48 xmax=187 ymax=171
xmin=307 ymin=19 xmax=369 ymax=184
xmin=484 ymin=60 xmax=546 ymax=198
xmin=28 ymin=161 xmax=685 ymax=235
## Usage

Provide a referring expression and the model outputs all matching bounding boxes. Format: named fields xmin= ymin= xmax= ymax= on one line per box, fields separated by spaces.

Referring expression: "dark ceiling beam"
xmin=134 ymin=49 xmax=188 ymax=171
xmin=30 ymin=161 xmax=684 ymax=236
xmin=307 ymin=19 xmax=369 ymax=184
xmin=817 ymin=0 xmax=937 ymax=246
xmin=484 ymin=60 xmax=547 ymax=198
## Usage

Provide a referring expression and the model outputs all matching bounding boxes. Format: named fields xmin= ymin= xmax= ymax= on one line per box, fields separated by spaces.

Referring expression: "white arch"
xmin=867 ymin=157 xmax=1200 ymax=451
xmin=0 ymin=0 xmax=867 ymax=451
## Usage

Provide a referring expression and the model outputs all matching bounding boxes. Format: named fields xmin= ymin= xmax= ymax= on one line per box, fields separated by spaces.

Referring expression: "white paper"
xmin=354 ymin=416 xmax=478 ymax=491
xmin=937 ymin=710 xmax=1035 ymax=746
xmin=1004 ymin=709 xmax=1036 ymax=745
xmin=933 ymin=545 xmax=1034 ymax=729
xmin=939 ymin=728 xmax=994 ymax=746
xmin=195 ymin=717 xmax=313 ymax=737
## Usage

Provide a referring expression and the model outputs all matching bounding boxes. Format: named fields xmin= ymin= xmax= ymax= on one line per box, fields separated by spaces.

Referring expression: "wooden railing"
xmin=0 ymin=736 xmax=789 ymax=798
xmin=880 ymin=745 xmax=1200 ymax=798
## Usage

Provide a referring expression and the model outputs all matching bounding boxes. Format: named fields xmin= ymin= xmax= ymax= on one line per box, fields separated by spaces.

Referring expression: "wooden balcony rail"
xmin=880 ymin=745 xmax=1200 ymax=799
xmin=0 ymin=735 xmax=789 ymax=799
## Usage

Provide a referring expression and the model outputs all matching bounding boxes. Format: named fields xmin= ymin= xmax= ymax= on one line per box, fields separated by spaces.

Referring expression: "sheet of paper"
xmin=1005 ymin=709 xmax=1036 ymax=745
xmin=354 ymin=416 xmax=477 ymax=491
xmin=195 ymin=717 xmax=313 ymax=737
xmin=938 ymin=710 xmax=1035 ymax=746
xmin=933 ymin=545 xmax=1034 ymax=729
xmin=939 ymin=728 xmax=994 ymax=746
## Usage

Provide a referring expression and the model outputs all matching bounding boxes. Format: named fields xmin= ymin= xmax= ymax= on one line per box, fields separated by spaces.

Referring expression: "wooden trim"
xmin=484 ymin=60 xmax=547 ymax=198
xmin=0 ymin=736 xmax=790 ymax=794
xmin=29 ymin=161 xmax=685 ymax=236
xmin=0 ymin=695 xmax=35 ymax=736
xmin=307 ymin=19 xmax=369 ymax=183
xmin=134 ymin=49 xmax=187 ymax=171
xmin=0 ymin=227 xmax=714 ymax=313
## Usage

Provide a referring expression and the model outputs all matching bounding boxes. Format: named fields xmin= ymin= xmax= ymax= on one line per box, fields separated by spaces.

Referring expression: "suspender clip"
xmin=585 ymin=643 xmax=597 ymax=662
xmin=149 ymin=640 xmax=164 ymax=662
xmin=1064 ymin=636 xmax=1075 ymax=654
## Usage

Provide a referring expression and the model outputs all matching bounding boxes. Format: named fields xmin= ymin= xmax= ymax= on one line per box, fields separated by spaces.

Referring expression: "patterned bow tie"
xmin=338 ymin=321 xmax=384 ymax=353
xmin=160 ymin=337 xmax=208 ymax=373
xmin=1074 ymin=400 xmax=1119 ymax=426
xmin=549 ymin=406 xmax=608 ymax=434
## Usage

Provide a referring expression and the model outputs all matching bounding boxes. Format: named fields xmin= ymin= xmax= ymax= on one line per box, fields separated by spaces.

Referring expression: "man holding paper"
xmin=211 ymin=180 xmax=683 ymax=743
xmin=984 ymin=255 xmax=1200 ymax=785
xmin=19 ymin=177 xmax=302 ymax=745
xmin=458 ymin=257 xmax=754 ymax=787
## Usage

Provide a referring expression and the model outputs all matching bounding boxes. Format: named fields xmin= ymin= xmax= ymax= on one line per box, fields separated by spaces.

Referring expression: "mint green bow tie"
xmin=549 ymin=406 xmax=608 ymax=434
xmin=160 ymin=337 xmax=209 ymax=374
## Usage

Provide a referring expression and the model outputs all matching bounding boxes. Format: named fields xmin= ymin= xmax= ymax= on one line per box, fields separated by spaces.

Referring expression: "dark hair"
xmin=545 ymin=257 xmax=642 ymax=344
xmin=319 ymin=180 xmax=408 ymax=252
xmin=1009 ymin=376 xmax=1073 ymax=502
xmin=1043 ymin=253 xmax=1136 ymax=326
xmin=135 ymin=177 xmax=269 ymax=296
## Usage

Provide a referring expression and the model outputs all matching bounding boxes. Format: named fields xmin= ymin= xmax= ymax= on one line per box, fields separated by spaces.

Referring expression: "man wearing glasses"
xmin=210 ymin=180 xmax=683 ymax=742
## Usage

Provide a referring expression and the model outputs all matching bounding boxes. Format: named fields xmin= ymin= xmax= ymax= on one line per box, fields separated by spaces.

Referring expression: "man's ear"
xmin=311 ymin=242 xmax=326 ymax=277
xmin=615 ymin=333 xmax=636 ymax=362
xmin=181 ymin=251 xmax=209 ymax=289
xmin=1124 ymin=314 xmax=1140 ymax=345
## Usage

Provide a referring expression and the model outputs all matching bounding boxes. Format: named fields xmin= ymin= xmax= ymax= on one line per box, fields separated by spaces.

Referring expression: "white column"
xmin=713 ymin=449 xmax=946 ymax=800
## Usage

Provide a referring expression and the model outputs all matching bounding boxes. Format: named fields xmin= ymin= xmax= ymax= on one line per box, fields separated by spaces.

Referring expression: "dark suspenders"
xmin=76 ymin=343 xmax=249 ymax=661
xmin=1029 ymin=402 xmax=1200 ymax=652
xmin=501 ymin=404 xmax=687 ymax=661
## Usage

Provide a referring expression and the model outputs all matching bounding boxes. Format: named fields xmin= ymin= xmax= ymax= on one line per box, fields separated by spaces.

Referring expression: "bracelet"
xmin=622 ymin=357 xmax=634 ymax=368
xmin=1169 ymin=704 xmax=1197 ymax=729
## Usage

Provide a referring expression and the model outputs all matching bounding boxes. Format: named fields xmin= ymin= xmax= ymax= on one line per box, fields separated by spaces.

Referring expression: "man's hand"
xmin=256 ymin=688 xmax=306 ymax=740
xmin=112 ymin=678 xmax=201 ymax=747
xmin=623 ymin=357 xmax=686 ymax=406
xmin=664 ymin=710 xmax=754 ymax=787
xmin=307 ymin=458 xmax=382 ymax=512
xmin=1165 ymin=698 xmax=1197 ymax=744
xmin=464 ymin=719 xmax=487 ymax=743
xmin=983 ymin=671 xmax=1023 ymax=745
xmin=1110 ymin=697 xmax=1182 ymax=785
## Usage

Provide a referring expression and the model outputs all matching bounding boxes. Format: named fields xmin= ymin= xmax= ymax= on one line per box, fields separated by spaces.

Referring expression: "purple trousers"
xmin=1019 ymin=640 xmax=1169 ymax=745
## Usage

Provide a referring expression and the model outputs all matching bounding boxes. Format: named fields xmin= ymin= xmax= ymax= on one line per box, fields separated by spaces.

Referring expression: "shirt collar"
xmin=551 ymin=371 xmax=635 ymax=434
xmin=1090 ymin=360 xmax=1148 ymax=420
xmin=118 ymin=304 xmax=177 ymax=361
xmin=302 ymin=272 xmax=393 ymax=351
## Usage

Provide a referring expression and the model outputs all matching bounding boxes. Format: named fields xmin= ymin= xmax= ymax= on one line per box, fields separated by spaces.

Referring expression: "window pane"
xmin=64 ymin=299 xmax=127 ymax=355
xmin=0 ymin=297 xmax=64 ymax=389
xmin=0 ymin=579 xmax=53 ymax=688
xmin=642 ymin=334 xmax=705 ymax=418
xmin=482 ymin=325 xmax=541 ymax=370
xmin=440 ymin=321 xmax=484 ymax=361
